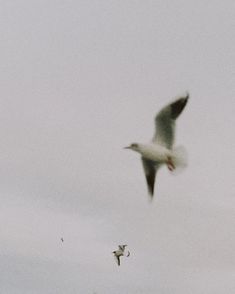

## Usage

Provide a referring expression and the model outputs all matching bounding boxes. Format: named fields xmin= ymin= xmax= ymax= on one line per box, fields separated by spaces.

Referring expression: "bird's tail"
xmin=170 ymin=145 xmax=188 ymax=174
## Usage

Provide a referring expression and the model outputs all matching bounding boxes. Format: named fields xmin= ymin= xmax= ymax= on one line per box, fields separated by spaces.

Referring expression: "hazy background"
xmin=0 ymin=0 xmax=234 ymax=293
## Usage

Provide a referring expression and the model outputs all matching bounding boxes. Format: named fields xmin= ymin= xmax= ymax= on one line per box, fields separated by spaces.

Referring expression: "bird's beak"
xmin=123 ymin=146 xmax=131 ymax=149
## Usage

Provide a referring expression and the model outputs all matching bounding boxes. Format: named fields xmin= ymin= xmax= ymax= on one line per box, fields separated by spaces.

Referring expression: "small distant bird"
xmin=61 ymin=238 xmax=64 ymax=243
xmin=112 ymin=245 xmax=130 ymax=266
xmin=124 ymin=93 xmax=189 ymax=198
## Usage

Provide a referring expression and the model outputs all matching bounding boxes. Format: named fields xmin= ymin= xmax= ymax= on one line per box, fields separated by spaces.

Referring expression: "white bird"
xmin=112 ymin=245 xmax=129 ymax=266
xmin=124 ymin=93 xmax=189 ymax=198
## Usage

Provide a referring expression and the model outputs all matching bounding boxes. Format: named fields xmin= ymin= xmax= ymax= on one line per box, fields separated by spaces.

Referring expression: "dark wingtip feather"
xmin=142 ymin=158 xmax=157 ymax=199
xmin=146 ymin=174 xmax=155 ymax=198
xmin=170 ymin=93 xmax=189 ymax=120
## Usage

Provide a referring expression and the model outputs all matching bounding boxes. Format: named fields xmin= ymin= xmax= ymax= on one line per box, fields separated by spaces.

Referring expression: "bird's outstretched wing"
xmin=142 ymin=158 xmax=160 ymax=197
xmin=114 ymin=255 xmax=120 ymax=266
xmin=153 ymin=94 xmax=189 ymax=149
xmin=118 ymin=245 xmax=126 ymax=251
xmin=126 ymin=251 xmax=130 ymax=257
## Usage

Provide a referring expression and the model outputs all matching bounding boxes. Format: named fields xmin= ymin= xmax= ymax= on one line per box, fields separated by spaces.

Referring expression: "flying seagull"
xmin=124 ymin=93 xmax=189 ymax=198
xmin=112 ymin=245 xmax=129 ymax=266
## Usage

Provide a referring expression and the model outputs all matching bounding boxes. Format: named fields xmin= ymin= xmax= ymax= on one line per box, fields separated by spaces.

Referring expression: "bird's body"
xmin=112 ymin=245 xmax=129 ymax=266
xmin=112 ymin=250 xmax=124 ymax=266
xmin=135 ymin=143 xmax=171 ymax=163
xmin=125 ymin=93 xmax=189 ymax=198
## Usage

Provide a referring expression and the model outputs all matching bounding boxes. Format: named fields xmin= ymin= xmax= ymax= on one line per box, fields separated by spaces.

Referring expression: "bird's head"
xmin=124 ymin=143 xmax=140 ymax=152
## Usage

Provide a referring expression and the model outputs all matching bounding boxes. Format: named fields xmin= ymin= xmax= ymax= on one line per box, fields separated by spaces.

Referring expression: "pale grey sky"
xmin=0 ymin=0 xmax=235 ymax=293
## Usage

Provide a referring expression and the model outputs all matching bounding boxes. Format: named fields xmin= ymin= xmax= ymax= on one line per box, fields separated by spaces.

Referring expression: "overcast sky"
xmin=0 ymin=0 xmax=235 ymax=293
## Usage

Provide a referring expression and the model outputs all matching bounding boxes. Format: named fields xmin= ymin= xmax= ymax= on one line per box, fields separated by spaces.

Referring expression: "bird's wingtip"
xmin=148 ymin=188 xmax=154 ymax=199
xmin=184 ymin=91 xmax=190 ymax=100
